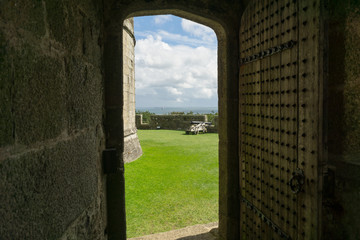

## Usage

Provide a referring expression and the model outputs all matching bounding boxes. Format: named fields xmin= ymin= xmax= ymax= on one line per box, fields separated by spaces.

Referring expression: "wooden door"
xmin=239 ymin=0 xmax=324 ymax=239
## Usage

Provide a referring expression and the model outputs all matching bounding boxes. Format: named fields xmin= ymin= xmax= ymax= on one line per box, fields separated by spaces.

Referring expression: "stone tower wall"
xmin=123 ymin=18 xmax=142 ymax=163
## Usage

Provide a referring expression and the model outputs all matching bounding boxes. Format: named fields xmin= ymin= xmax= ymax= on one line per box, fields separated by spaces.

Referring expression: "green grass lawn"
xmin=125 ymin=130 xmax=219 ymax=238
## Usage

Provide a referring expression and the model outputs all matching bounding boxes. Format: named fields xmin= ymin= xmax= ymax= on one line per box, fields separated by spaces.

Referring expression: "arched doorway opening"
xmin=103 ymin=2 xmax=242 ymax=239
xmin=126 ymin=15 xmax=219 ymax=238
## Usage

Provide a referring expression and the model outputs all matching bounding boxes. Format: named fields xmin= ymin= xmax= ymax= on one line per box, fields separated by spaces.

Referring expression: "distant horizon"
xmin=136 ymin=106 xmax=218 ymax=115
xmin=136 ymin=106 xmax=218 ymax=108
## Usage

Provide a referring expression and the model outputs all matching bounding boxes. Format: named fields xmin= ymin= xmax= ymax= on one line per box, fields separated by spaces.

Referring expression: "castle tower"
xmin=123 ymin=18 xmax=142 ymax=163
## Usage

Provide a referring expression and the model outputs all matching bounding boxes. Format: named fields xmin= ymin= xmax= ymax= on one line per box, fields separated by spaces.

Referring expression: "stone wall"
xmin=0 ymin=1 xmax=106 ymax=239
xmin=136 ymin=114 xmax=218 ymax=132
xmin=323 ymin=1 xmax=360 ymax=239
xmin=123 ymin=18 xmax=142 ymax=163
xmin=208 ymin=116 xmax=218 ymax=133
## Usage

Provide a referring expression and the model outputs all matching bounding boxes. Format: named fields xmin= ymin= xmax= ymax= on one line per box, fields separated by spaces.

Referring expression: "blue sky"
xmin=133 ymin=15 xmax=218 ymax=108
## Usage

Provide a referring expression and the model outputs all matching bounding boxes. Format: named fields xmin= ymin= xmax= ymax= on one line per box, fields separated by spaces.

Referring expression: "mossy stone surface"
xmin=0 ymin=131 xmax=99 ymax=239
xmin=0 ymin=0 xmax=45 ymax=37
xmin=65 ymin=56 xmax=103 ymax=133
xmin=13 ymin=45 xmax=66 ymax=145
xmin=0 ymin=31 xmax=14 ymax=146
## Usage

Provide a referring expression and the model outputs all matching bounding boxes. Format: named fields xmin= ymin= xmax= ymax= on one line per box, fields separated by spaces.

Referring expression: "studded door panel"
xmin=239 ymin=0 xmax=322 ymax=239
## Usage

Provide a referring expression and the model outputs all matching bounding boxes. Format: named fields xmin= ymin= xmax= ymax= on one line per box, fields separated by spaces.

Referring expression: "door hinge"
xmin=103 ymin=148 xmax=123 ymax=174
xmin=239 ymin=40 xmax=296 ymax=66
xmin=241 ymin=197 xmax=291 ymax=240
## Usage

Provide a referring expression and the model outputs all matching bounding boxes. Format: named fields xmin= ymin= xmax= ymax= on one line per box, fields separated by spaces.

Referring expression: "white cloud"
xmin=181 ymin=19 xmax=216 ymax=44
xmin=154 ymin=15 xmax=172 ymax=25
xmin=193 ymin=88 xmax=215 ymax=99
xmin=167 ymin=87 xmax=183 ymax=96
xmin=135 ymin=30 xmax=217 ymax=49
xmin=135 ymin=34 xmax=217 ymax=107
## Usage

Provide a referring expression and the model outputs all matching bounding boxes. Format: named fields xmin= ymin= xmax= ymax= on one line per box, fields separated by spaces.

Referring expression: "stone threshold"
xmin=128 ymin=222 xmax=218 ymax=240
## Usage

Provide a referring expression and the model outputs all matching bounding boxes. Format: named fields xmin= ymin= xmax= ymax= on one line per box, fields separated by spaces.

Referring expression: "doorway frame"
xmin=103 ymin=2 xmax=244 ymax=239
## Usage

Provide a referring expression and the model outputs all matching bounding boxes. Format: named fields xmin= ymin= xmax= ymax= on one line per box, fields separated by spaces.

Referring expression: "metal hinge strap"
xmin=241 ymin=197 xmax=292 ymax=240
xmin=239 ymin=40 xmax=296 ymax=66
xmin=103 ymin=148 xmax=124 ymax=174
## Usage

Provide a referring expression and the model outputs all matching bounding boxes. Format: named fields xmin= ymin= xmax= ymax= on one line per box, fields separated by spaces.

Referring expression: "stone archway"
xmin=103 ymin=1 xmax=244 ymax=239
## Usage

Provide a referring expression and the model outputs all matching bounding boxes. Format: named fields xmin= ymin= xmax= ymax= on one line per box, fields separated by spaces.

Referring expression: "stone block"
xmin=13 ymin=46 xmax=66 ymax=145
xmin=58 ymin=195 xmax=107 ymax=240
xmin=44 ymin=0 xmax=102 ymax=64
xmin=123 ymin=132 xmax=142 ymax=163
xmin=0 ymin=0 xmax=45 ymax=37
xmin=65 ymin=56 xmax=103 ymax=132
xmin=0 ymin=130 xmax=99 ymax=239
xmin=0 ymin=31 xmax=14 ymax=146
xmin=44 ymin=0 xmax=68 ymax=45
